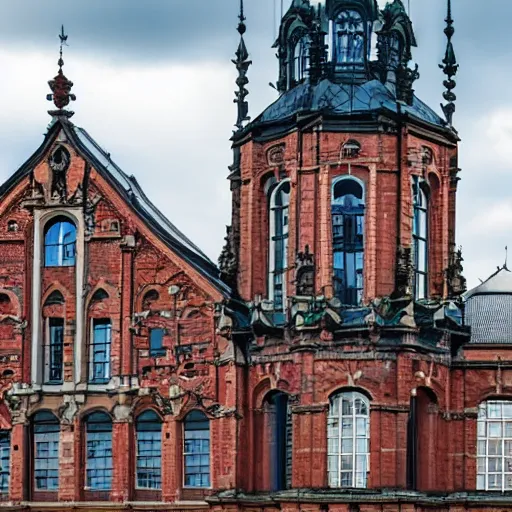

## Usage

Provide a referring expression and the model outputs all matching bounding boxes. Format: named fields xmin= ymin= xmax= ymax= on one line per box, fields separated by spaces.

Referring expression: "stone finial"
xmin=47 ymin=26 xmax=76 ymax=118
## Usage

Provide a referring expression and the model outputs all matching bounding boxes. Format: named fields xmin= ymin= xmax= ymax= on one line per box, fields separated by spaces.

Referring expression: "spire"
xmin=232 ymin=0 xmax=252 ymax=131
xmin=47 ymin=25 xmax=76 ymax=118
xmin=439 ymin=0 xmax=458 ymax=126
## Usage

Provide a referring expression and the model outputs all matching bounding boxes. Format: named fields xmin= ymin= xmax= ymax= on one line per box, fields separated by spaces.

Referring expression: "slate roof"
xmin=248 ymin=79 xmax=446 ymax=131
xmin=465 ymin=268 xmax=512 ymax=344
xmin=0 ymin=117 xmax=232 ymax=297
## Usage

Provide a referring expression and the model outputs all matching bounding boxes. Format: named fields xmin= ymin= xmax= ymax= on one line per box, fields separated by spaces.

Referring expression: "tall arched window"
xmin=292 ymin=36 xmax=309 ymax=82
xmin=264 ymin=392 xmax=292 ymax=491
xmin=477 ymin=400 xmax=512 ymax=491
xmin=85 ymin=412 xmax=112 ymax=490
xmin=44 ymin=217 xmax=76 ymax=267
xmin=269 ymin=180 xmax=291 ymax=311
xmin=412 ymin=179 xmax=428 ymax=300
xmin=0 ymin=431 xmax=9 ymax=494
xmin=136 ymin=411 xmax=162 ymax=490
xmin=334 ymin=10 xmax=366 ymax=65
xmin=328 ymin=391 xmax=370 ymax=488
xmin=33 ymin=411 xmax=59 ymax=491
xmin=183 ymin=411 xmax=210 ymax=488
xmin=332 ymin=177 xmax=365 ymax=305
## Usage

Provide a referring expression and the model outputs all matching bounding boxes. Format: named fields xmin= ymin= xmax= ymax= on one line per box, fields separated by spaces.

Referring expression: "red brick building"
xmin=0 ymin=1 xmax=511 ymax=511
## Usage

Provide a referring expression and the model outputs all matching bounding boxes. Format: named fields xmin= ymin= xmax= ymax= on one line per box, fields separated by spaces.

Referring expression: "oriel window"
xmin=332 ymin=177 xmax=365 ymax=305
xmin=0 ymin=431 xmax=9 ymax=494
xmin=412 ymin=179 xmax=428 ymax=300
xmin=89 ymin=319 xmax=111 ymax=384
xmin=269 ymin=180 xmax=291 ymax=311
xmin=44 ymin=318 xmax=64 ymax=384
xmin=136 ymin=411 xmax=162 ymax=490
xmin=44 ymin=217 xmax=76 ymax=267
xmin=85 ymin=412 xmax=113 ymax=490
xmin=183 ymin=411 xmax=210 ymax=488
xmin=33 ymin=411 xmax=59 ymax=491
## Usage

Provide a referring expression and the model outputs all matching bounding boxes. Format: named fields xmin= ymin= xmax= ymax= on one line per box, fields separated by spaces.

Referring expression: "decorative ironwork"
xmin=233 ymin=0 xmax=252 ymax=131
xmin=47 ymin=26 xmax=76 ymax=117
xmin=439 ymin=0 xmax=458 ymax=126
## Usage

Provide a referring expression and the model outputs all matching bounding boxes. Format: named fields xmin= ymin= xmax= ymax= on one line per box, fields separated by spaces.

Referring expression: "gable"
xmin=0 ymin=117 xmax=231 ymax=301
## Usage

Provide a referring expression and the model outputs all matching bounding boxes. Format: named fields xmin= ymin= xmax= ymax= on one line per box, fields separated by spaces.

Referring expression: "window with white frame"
xmin=0 ymin=431 xmax=9 ymax=494
xmin=332 ymin=177 xmax=365 ymax=305
xmin=477 ymin=400 xmax=512 ymax=491
xmin=269 ymin=180 xmax=291 ymax=311
xmin=328 ymin=391 xmax=370 ymax=488
xmin=183 ymin=410 xmax=210 ymax=488
xmin=85 ymin=412 xmax=112 ymax=490
xmin=33 ymin=411 xmax=59 ymax=491
xmin=89 ymin=319 xmax=111 ymax=384
xmin=136 ymin=410 xmax=162 ymax=490
xmin=44 ymin=318 xmax=64 ymax=385
xmin=412 ymin=179 xmax=428 ymax=300
xmin=292 ymin=35 xmax=309 ymax=83
xmin=44 ymin=217 xmax=76 ymax=267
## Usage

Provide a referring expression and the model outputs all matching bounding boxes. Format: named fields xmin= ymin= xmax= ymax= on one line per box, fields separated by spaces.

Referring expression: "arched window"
xmin=264 ymin=392 xmax=292 ymax=491
xmin=477 ymin=400 xmax=512 ymax=491
xmin=183 ymin=411 xmax=210 ymax=488
xmin=0 ymin=431 xmax=9 ymax=494
xmin=136 ymin=411 xmax=162 ymax=490
xmin=44 ymin=217 xmax=76 ymax=267
xmin=334 ymin=10 xmax=366 ymax=65
xmin=412 ymin=179 xmax=428 ymax=300
xmin=292 ymin=36 xmax=309 ymax=82
xmin=33 ymin=411 xmax=59 ymax=491
xmin=269 ymin=180 xmax=291 ymax=311
xmin=85 ymin=412 xmax=112 ymax=490
xmin=332 ymin=177 xmax=365 ymax=305
xmin=328 ymin=391 xmax=370 ymax=488
xmin=89 ymin=319 xmax=112 ymax=384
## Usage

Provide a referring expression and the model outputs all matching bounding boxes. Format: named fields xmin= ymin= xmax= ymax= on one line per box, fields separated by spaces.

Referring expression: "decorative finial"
xmin=439 ymin=0 xmax=458 ymax=126
xmin=232 ymin=0 xmax=252 ymax=131
xmin=47 ymin=25 xmax=76 ymax=118
xmin=505 ymin=246 xmax=509 ymax=271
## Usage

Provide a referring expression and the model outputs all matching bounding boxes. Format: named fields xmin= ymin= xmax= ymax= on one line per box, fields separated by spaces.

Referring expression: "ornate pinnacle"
xmin=47 ymin=25 xmax=76 ymax=118
xmin=232 ymin=0 xmax=252 ymax=131
xmin=439 ymin=0 xmax=458 ymax=126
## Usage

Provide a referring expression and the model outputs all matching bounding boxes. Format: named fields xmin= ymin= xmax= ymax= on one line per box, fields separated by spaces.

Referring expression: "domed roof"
xmin=465 ymin=267 xmax=512 ymax=298
xmin=465 ymin=267 xmax=512 ymax=344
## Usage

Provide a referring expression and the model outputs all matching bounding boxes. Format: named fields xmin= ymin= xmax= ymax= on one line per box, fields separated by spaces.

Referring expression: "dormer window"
xmin=292 ymin=36 xmax=310 ymax=83
xmin=334 ymin=10 xmax=366 ymax=66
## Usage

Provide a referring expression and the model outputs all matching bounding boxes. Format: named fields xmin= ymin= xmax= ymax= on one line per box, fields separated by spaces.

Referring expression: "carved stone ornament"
xmin=446 ymin=245 xmax=467 ymax=298
xmin=267 ymin=144 xmax=285 ymax=166
xmin=295 ymin=245 xmax=315 ymax=296
xmin=394 ymin=245 xmax=413 ymax=298
xmin=49 ymin=145 xmax=70 ymax=202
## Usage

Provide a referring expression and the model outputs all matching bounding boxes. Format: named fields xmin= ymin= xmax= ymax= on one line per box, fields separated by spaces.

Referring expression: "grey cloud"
xmin=0 ymin=0 xmax=276 ymax=64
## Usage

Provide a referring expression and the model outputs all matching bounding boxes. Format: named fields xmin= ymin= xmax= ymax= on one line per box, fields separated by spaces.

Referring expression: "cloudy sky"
xmin=0 ymin=0 xmax=506 ymax=288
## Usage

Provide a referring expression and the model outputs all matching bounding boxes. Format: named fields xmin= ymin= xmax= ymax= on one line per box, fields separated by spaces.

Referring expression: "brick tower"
xmin=215 ymin=0 xmax=511 ymax=510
